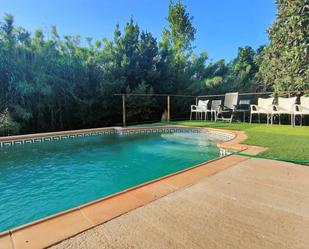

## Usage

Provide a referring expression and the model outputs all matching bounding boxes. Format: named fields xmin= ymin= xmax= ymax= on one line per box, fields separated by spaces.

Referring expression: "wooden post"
xmin=167 ymin=95 xmax=171 ymax=122
xmin=122 ymin=94 xmax=126 ymax=127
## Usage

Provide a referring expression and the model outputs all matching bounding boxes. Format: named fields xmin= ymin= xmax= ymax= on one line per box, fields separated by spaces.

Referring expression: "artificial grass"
xmin=134 ymin=121 xmax=309 ymax=162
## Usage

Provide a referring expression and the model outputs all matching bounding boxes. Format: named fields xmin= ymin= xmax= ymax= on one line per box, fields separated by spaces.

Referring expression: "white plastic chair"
xmin=210 ymin=100 xmax=222 ymax=121
xmin=201 ymin=100 xmax=221 ymax=121
xmin=190 ymin=100 xmax=209 ymax=120
xmin=270 ymin=97 xmax=297 ymax=125
xmin=293 ymin=96 xmax=309 ymax=126
xmin=216 ymin=92 xmax=238 ymax=123
xmin=250 ymin=97 xmax=274 ymax=124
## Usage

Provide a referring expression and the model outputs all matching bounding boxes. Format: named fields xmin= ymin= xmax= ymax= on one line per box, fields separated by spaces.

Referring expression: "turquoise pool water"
xmin=0 ymin=131 xmax=221 ymax=232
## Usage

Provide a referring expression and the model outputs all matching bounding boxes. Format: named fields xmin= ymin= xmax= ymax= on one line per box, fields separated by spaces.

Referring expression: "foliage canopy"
xmin=0 ymin=0 xmax=307 ymax=134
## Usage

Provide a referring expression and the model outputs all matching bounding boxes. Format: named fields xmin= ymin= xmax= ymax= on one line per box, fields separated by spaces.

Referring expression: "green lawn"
xmin=135 ymin=121 xmax=309 ymax=163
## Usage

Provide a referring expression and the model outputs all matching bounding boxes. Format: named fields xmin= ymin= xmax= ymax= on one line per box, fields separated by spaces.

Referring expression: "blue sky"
xmin=0 ymin=0 xmax=276 ymax=62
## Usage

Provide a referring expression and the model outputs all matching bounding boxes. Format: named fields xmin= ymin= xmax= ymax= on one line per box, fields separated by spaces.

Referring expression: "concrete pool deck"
xmin=51 ymin=157 xmax=309 ymax=249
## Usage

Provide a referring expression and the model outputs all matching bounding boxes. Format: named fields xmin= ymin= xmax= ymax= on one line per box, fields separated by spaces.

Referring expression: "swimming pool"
xmin=0 ymin=128 xmax=231 ymax=232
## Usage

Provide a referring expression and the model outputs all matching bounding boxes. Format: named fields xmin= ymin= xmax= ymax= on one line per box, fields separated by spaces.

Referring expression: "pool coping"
xmin=0 ymin=125 xmax=267 ymax=249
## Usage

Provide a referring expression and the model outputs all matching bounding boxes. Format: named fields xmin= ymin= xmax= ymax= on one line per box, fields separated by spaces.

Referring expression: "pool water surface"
xmin=0 ymin=131 xmax=222 ymax=232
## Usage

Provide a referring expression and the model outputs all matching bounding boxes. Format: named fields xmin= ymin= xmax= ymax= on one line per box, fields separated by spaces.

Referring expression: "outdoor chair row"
xmin=190 ymin=92 xmax=309 ymax=126
xmin=251 ymin=96 xmax=309 ymax=125
xmin=190 ymin=92 xmax=238 ymax=123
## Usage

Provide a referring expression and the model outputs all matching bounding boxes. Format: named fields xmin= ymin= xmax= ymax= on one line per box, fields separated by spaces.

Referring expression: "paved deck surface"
xmin=51 ymin=158 xmax=309 ymax=249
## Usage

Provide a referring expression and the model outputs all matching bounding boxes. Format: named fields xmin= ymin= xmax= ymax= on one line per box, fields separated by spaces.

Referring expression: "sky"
xmin=0 ymin=0 xmax=277 ymax=62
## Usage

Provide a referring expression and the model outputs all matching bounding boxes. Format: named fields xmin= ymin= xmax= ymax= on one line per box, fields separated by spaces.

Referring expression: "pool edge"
xmin=0 ymin=125 xmax=267 ymax=249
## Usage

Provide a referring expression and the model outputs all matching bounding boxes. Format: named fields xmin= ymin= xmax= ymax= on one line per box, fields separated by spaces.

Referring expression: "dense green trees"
xmin=258 ymin=0 xmax=309 ymax=91
xmin=229 ymin=46 xmax=259 ymax=91
xmin=0 ymin=0 xmax=307 ymax=134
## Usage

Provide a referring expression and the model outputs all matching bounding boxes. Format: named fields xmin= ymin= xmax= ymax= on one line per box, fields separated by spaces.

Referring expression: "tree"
xmin=202 ymin=60 xmax=229 ymax=93
xmin=156 ymin=0 xmax=200 ymax=94
xmin=0 ymin=13 xmax=15 ymax=51
xmin=126 ymin=82 xmax=159 ymax=123
xmin=167 ymin=0 xmax=196 ymax=57
xmin=0 ymin=108 xmax=19 ymax=135
xmin=230 ymin=46 xmax=259 ymax=91
xmin=258 ymin=0 xmax=309 ymax=92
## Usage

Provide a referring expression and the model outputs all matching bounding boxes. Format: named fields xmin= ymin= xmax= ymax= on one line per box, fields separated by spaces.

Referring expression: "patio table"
xmin=234 ymin=109 xmax=250 ymax=122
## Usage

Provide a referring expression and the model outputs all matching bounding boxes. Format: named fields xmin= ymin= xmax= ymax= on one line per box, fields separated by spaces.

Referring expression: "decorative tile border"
xmin=0 ymin=130 xmax=115 ymax=148
xmin=0 ymin=127 xmax=234 ymax=149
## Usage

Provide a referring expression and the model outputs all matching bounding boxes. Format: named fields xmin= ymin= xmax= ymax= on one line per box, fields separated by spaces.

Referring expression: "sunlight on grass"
xmin=136 ymin=121 xmax=309 ymax=162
